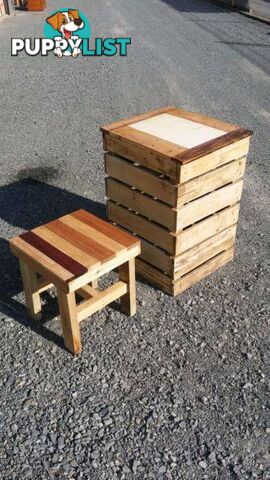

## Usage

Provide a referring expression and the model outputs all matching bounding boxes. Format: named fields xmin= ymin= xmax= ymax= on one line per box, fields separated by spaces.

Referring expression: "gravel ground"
xmin=0 ymin=0 xmax=269 ymax=479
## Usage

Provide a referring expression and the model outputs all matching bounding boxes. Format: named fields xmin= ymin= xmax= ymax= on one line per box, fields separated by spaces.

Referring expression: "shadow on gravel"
xmin=0 ymin=177 xmax=106 ymax=351
xmin=217 ymin=41 xmax=270 ymax=46
xmin=159 ymin=0 xmax=224 ymax=13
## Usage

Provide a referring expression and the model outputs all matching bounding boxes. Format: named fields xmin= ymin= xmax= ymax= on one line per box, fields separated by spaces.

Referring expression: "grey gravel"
xmin=0 ymin=0 xmax=270 ymax=479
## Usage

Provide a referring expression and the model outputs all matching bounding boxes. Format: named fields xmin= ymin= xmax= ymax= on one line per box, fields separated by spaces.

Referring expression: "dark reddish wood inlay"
xmin=173 ymin=128 xmax=253 ymax=164
xmin=20 ymin=231 xmax=87 ymax=279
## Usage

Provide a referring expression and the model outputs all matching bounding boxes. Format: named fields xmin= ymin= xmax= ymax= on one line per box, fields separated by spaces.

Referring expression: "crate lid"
xmin=101 ymin=106 xmax=252 ymax=164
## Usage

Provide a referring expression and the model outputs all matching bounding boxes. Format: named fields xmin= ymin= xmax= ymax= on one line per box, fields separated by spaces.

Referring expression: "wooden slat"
xmin=106 ymin=178 xmax=176 ymax=230
xmin=118 ymin=125 xmax=186 ymax=154
xmin=169 ymin=108 xmax=239 ymax=133
xmin=174 ymin=128 xmax=252 ymax=165
xmin=103 ymin=131 xmax=178 ymax=180
xmin=136 ymin=258 xmax=173 ymax=294
xmin=34 ymin=225 xmax=98 ymax=269
xmin=176 ymin=180 xmax=243 ymax=230
xmin=68 ymin=243 xmax=141 ymax=293
xmin=179 ymin=138 xmax=250 ymax=182
xmin=60 ymin=215 xmax=125 ymax=254
xmin=77 ymin=281 xmax=127 ymax=322
xmin=136 ymin=248 xmax=234 ymax=296
xmin=46 ymin=219 xmax=115 ymax=263
xmin=37 ymin=278 xmax=54 ymax=293
xmin=174 ymin=225 xmax=236 ymax=278
xmin=173 ymin=248 xmax=234 ymax=295
xmin=19 ymin=231 xmax=87 ymax=278
xmin=72 ymin=209 xmax=138 ymax=249
xmin=105 ymin=153 xmax=177 ymax=206
xmin=177 ymin=157 xmax=246 ymax=207
xmin=10 ymin=237 xmax=73 ymax=283
xmin=101 ymin=106 xmax=175 ymax=132
xmin=140 ymin=238 xmax=173 ymax=275
xmin=107 ymin=201 xmax=175 ymax=254
xmin=176 ymin=204 xmax=240 ymax=253
xmin=77 ymin=284 xmax=99 ymax=299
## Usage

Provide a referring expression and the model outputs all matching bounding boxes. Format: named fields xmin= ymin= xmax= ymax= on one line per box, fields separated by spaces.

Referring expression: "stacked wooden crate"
xmin=27 ymin=0 xmax=46 ymax=11
xmin=101 ymin=107 xmax=252 ymax=296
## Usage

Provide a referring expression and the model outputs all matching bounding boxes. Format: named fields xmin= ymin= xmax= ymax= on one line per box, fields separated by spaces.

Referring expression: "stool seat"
xmin=9 ymin=209 xmax=140 ymax=354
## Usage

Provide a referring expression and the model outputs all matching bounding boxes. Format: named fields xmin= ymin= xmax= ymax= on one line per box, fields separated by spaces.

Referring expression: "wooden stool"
xmin=9 ymin=210 xmax=141 ymax=354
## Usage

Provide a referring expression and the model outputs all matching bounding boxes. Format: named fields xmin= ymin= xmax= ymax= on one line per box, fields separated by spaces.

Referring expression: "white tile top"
xmin=131 ymin=113 xmax=225 ymax=149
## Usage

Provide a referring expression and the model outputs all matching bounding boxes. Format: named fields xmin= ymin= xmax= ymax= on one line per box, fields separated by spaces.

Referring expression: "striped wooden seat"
xmin=9 ymin=209 xmax=141 ymax=354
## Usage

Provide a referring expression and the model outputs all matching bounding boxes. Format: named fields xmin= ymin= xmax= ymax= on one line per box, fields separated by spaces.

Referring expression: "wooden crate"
xmin=27 ymin=0 xmax=46 ymax=11
xmin=101 ymin=107 xmax=252 ymax=295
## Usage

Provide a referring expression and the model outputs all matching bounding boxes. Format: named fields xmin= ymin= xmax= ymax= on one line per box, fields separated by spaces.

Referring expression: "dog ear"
xmin=68 ymin=9 xmax=80 ymax=19
xmin=46 ymin=12 xmax=60 ymax=30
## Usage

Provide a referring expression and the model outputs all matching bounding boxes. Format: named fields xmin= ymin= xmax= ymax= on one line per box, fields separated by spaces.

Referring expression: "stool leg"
xmin=119 ymin=258 xmax=136 ymax=316
xmin=19 ymin=260 xmax=42 ymax=320
xmin=91 ymin=279 xmax=98 ymax=289
xmin=57 ymin=288 xmax=81 ymax=355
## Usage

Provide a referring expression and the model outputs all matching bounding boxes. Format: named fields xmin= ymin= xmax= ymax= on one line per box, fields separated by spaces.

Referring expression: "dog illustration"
xmin=46 ymin=9 xmax=84 ymax=57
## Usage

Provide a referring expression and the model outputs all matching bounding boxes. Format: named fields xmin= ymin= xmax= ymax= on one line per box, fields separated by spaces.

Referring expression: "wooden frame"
xmin=17 ymin=262 xmax=136 ymax=355
xmin=103 ymin=106 xmax=252 ymax=295
xmin=9 ymin=209 xmax=141 ymax=353
xmin=101 ymin=106 xmax=252 ymax=182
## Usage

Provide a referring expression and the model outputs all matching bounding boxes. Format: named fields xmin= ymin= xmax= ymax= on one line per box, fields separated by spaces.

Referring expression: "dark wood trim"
xmin=173 ymin=128 xmax=253 ymax=164
xmin=19 ymin=231 xmax=87 ymax=279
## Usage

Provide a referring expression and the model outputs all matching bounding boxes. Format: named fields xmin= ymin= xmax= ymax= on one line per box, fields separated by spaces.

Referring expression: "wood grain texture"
xmin=176 ymin=180 xmax=243 ymax=230
xmin=72 ymin=209 xmax=139 ymax=249
xmin=106 ymin=177 xmax=177 ymax=230
xmin=112 ymin=125 xmax=186 ymax=155
xmin=177 ymin=157 xmax=246 ymax=206
xmin=19 ymin=260 xmax=42 ymax=320
xmin=57 ymin=288 xmax=81 ymax=355
xmin=77 ymin=281 xmax=128 ymax=322
xmin=101 ymin=106 xmax=175 ymax=132
xmin=169 ymin=108 xmax=239 ymax=132
xmin=19 ymin=231 xmax=87 ymax=279
xmin=174 ymin=225 xmax=237 ymax=278
xmin=174 ymin=128 xmax=252 ymax=164
xmin=119 ymin=258 xmax=136 ymax=316
xmin=136 ymin=258 xmax=173 ymax=294
xmin=179 ymin=138 xmax=250 ymax=182
xmin=140 ymin=238 xmax=173 ymax=275
xmin=176 ymin=204 xmax=240 ymax=253
xmin=105 ymin=153 xmax=177 ymax=206
xmin=102 ymin=107 xmax=252 ymax=173
xmin=47 ymin=219 xmax=115 ymax=263
xmin=136 ymin=248 xmax=234 ymax=296
xmin=68 ymin=243 xmax=140 ymax=293
xmin=60 ymin=215 xmax=124 ymax=254
xmin=173 ymin=248 xmax=234 ymax=295
xmin=34 ymin=226 xmax=97 ymax=269
xmin=10 ymin=237 xmax=73 ymax=283
xmin=103 ymin=130 xmax=179 ymax=179
xmin=77 ymin=283 xmax=99 ymax=300
xmin=131 ymin=114 xmax=225 ymax=149
xmin=107 ymin=201 xmax=175 ymax=254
